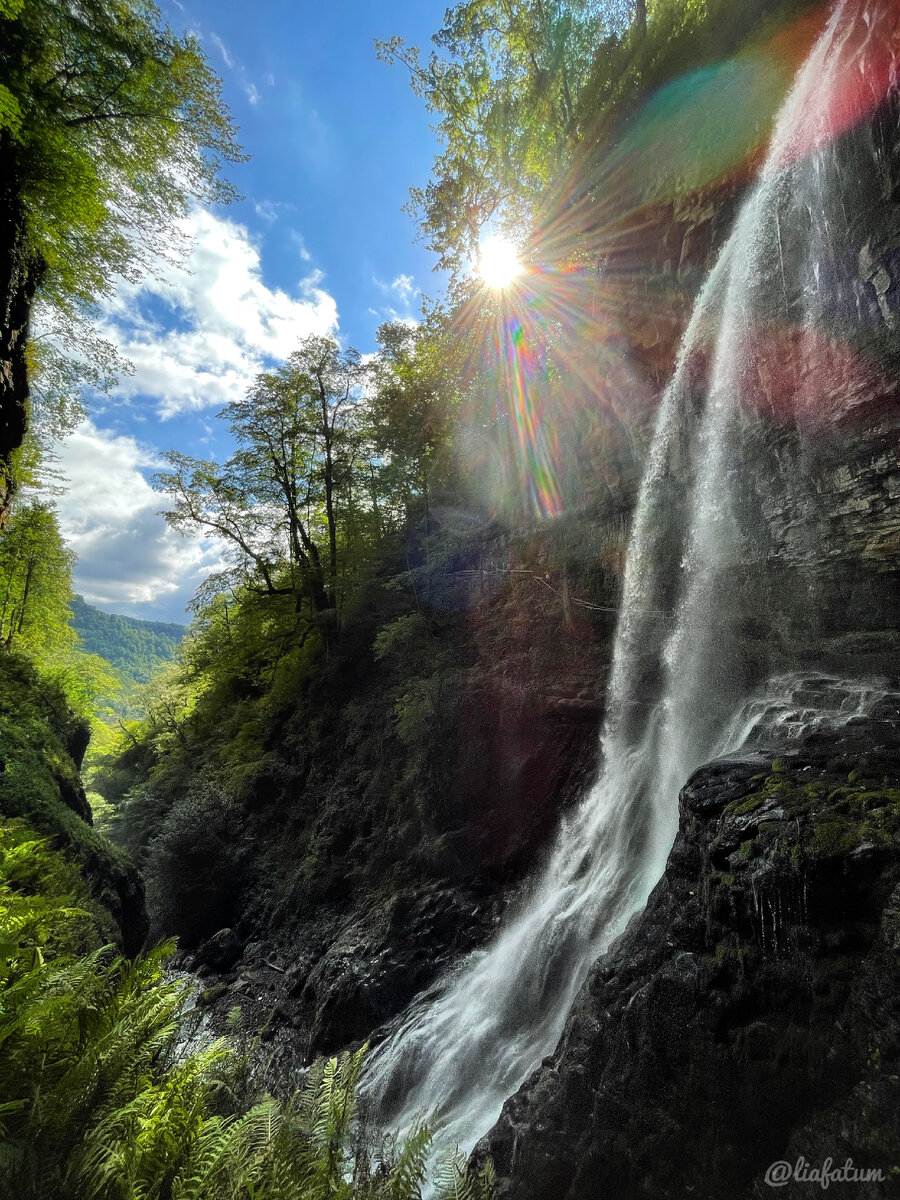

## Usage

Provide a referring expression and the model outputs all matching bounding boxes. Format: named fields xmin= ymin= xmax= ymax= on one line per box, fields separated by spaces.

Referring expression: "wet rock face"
xmin=291 ymin=886 xmax=496 ymax=1056
xmin=176 ymin=882 xmax=504 ymax=1089
xmin=479 ymin=698 xmax=900 ymax=1200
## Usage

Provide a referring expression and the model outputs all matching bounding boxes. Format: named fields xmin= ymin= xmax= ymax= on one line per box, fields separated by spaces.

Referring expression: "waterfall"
xmin=363 ymin=0 xmax=896 ymax=1158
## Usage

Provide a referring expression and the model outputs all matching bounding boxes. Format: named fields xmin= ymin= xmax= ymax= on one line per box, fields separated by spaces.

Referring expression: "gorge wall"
xmin=95 ymin=2 xmax=900 ymax=1189
xmin=474 ymin=3 xmax=900 ymax=1192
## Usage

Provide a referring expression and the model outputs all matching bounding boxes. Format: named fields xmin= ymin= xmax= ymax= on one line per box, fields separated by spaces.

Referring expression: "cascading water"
xmin=363 ymin=0 xmax=898 ymax=1159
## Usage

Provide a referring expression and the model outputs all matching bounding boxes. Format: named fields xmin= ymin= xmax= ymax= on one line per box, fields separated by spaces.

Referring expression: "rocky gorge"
xmin=18 ymin=0 xmax=898 ymax=1192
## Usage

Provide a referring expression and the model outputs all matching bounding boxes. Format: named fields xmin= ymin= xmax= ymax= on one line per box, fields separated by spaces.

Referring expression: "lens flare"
xmin=450 ymin=0 xmax=900 ymax=528
xmin=478 ymin=236 xmax=523 ymax=289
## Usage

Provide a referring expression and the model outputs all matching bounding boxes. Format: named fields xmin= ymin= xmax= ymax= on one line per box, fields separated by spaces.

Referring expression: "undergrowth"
xmin=0 ymin=816 xmax=494 ymax=1200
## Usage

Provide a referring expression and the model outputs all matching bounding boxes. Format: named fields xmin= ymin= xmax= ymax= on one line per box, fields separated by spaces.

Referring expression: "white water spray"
xmin=363 ymin=0 xmax=893 ymax=1158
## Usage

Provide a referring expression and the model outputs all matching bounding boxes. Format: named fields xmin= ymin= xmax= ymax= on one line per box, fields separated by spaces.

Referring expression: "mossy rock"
xmin=807 ymin=787 xmax=900 ymax=857
xmin=725 ymin=773 xmax=825 ymax=818
xmin=197 ymin=983 xmax=229 ymax=1007
xmin=0 ymin=654 xmax=147 ymax=952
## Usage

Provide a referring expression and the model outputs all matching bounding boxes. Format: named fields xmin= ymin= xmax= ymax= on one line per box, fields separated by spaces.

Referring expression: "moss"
xmin=807 ymin=787 xmax=900 ymax=857
xmin=712 ymin=942 xmax=735 ymax=967
xmin=725 ymin=774 xmax=825 ymax=819
xmin=0 ymin=653 xmax=144 ymax=949
xmin=727 ymin=793 xmax=768 ymax=817
xmin=198 ymin=984 xmax=229 ymax=1007
xmin=809 ymin=819 xmax=856 ymax=856
xmin=738 ymin=838 xmax=759 ymax=862
xmin=825 ymin=628 xmax=900 ymax=655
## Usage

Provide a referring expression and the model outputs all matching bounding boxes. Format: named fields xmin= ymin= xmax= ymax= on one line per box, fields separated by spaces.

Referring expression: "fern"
xmin=434 ymin=1148 xmax=475 ymax=1200
xmin=0 ymin=815 xmax=496 ymax=1200
xmin=386 ymin=1121 xmax=431 ymax=1200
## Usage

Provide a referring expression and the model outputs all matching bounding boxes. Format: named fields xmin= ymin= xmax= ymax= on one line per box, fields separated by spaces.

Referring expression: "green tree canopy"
xmin=155 ymin=337 xmax=368 ymax=635
xmin=370 ymin=317 xmax=464 ymax=521
xmin=377 ymin=0 xmax=638 ymax=277
xmin=0 ymin=498 xmax=74 ymax=658
xmin=0 ymin=499 xmax=121 ymax=720
xmin=0 ymin=0 xmax=243 ymax=520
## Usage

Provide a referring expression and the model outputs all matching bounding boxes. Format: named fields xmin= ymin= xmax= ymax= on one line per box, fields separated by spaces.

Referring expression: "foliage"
xmin=381 ymin=0 xmax=818 ymax=275
xmin=0 ymin=0 xmax=243 ymax=514
xmin=369 ymin=317 xmax=465 ymax=521
xmin=1 ymin=0 xmax=244 ymax=315
xmin=0 ymin=498 xmax=74 ymax=658
xmin=0 ymin=651 xmax=138 ymax=948
xmin=0 ymin=501 xmax=125 ymax=726
xmin=70 ymin=595 xmax=185 ymax=686
xmin=377 ymin=0 xmax=638 ymax=274
xmin=143 ymin=781 xmax=244 ymax=945
xmin=156 ymin=337 xmax=375 ymax=634
xmin=0 ymin=813 xmax=494 ymax=1200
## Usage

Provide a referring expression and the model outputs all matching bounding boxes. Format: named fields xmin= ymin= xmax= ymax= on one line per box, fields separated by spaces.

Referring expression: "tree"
xmin=370 ymin=318 xmax=462 ymax=523
xmin=376 ymin=1 xmax=639 ymax=277
xmin=155 ymin=337 xmax=366 ymax=636
xmin=0 ymin=0 xmax=243 ymax=523
xmin=0 ymin=498 xmax=74 ymax=656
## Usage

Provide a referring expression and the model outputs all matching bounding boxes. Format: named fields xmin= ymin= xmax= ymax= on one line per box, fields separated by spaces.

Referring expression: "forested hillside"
xmin=70 ymin=595 xmax=184 ymax=685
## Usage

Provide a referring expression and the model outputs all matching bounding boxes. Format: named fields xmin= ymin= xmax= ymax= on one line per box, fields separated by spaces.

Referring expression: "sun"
xmin=478 ymin=235 xmax=523 ymax=289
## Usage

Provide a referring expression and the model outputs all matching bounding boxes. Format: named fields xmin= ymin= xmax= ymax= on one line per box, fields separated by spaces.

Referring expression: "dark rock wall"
xmin=180 ymin=519 xmax=619 ymax=1074
xmin=480 ymin=701 xmax=900 ymax=1199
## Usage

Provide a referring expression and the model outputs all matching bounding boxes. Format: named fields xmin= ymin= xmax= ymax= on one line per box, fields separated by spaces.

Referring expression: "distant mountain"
xmin=70 ymin=595 xmax=186 ymax=685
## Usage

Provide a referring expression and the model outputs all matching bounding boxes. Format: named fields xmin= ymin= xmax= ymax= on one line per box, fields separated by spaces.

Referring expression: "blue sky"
xmin=57 ymin=0 xmax=449 ymax=625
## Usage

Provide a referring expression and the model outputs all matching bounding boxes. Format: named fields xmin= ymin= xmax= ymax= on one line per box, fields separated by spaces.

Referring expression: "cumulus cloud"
xmin=56 ymin=421 xmax=221 ymax=613
xmin=99 ymin=208 xmax=339 ymax=417
xmin=374 ymin=273 xmax=416 ymax=303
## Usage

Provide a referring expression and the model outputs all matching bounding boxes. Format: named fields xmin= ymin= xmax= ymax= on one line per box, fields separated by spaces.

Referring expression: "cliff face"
xmin=0 ymin=654 xmax=147 ymax=954
xmin=479 ymin=689 xmax=900 ymax=1199
xmin=475 ymin=58 xmax=900 ymax=1199
xmin=167 ymin=516 xmax=621 ymax=1073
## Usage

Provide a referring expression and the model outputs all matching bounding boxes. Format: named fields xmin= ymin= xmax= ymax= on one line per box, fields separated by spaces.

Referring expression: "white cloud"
xmin=100 ymin=208 xmax=339 ymax=417
xmin=371 ymin=273 xmax=420 ymax=326
xmin=288 ymin=230 xmax=312 ymax=261
xmin=206 ymin=31 xmax=261 ymax=109
xmin=374 ymin=273 xmax=417 ymax=303
xmin=254 ymin=200 xmax=279 ymax=223
xmin=56 ymin=421 xmax=220 ymax=612
xmin=209 ymin=32 xmax=233 ymax=69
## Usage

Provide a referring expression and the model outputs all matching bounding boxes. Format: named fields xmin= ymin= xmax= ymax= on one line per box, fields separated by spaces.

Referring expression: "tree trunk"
xmin=633 ymin=0 xmax=647 ymax=37
xmin=0 ymin=132 xmax=43 ymax=527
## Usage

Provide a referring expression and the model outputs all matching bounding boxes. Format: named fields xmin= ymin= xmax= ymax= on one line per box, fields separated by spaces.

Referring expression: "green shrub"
xmin=0 ymin=815 xmax=493 ymax=1200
